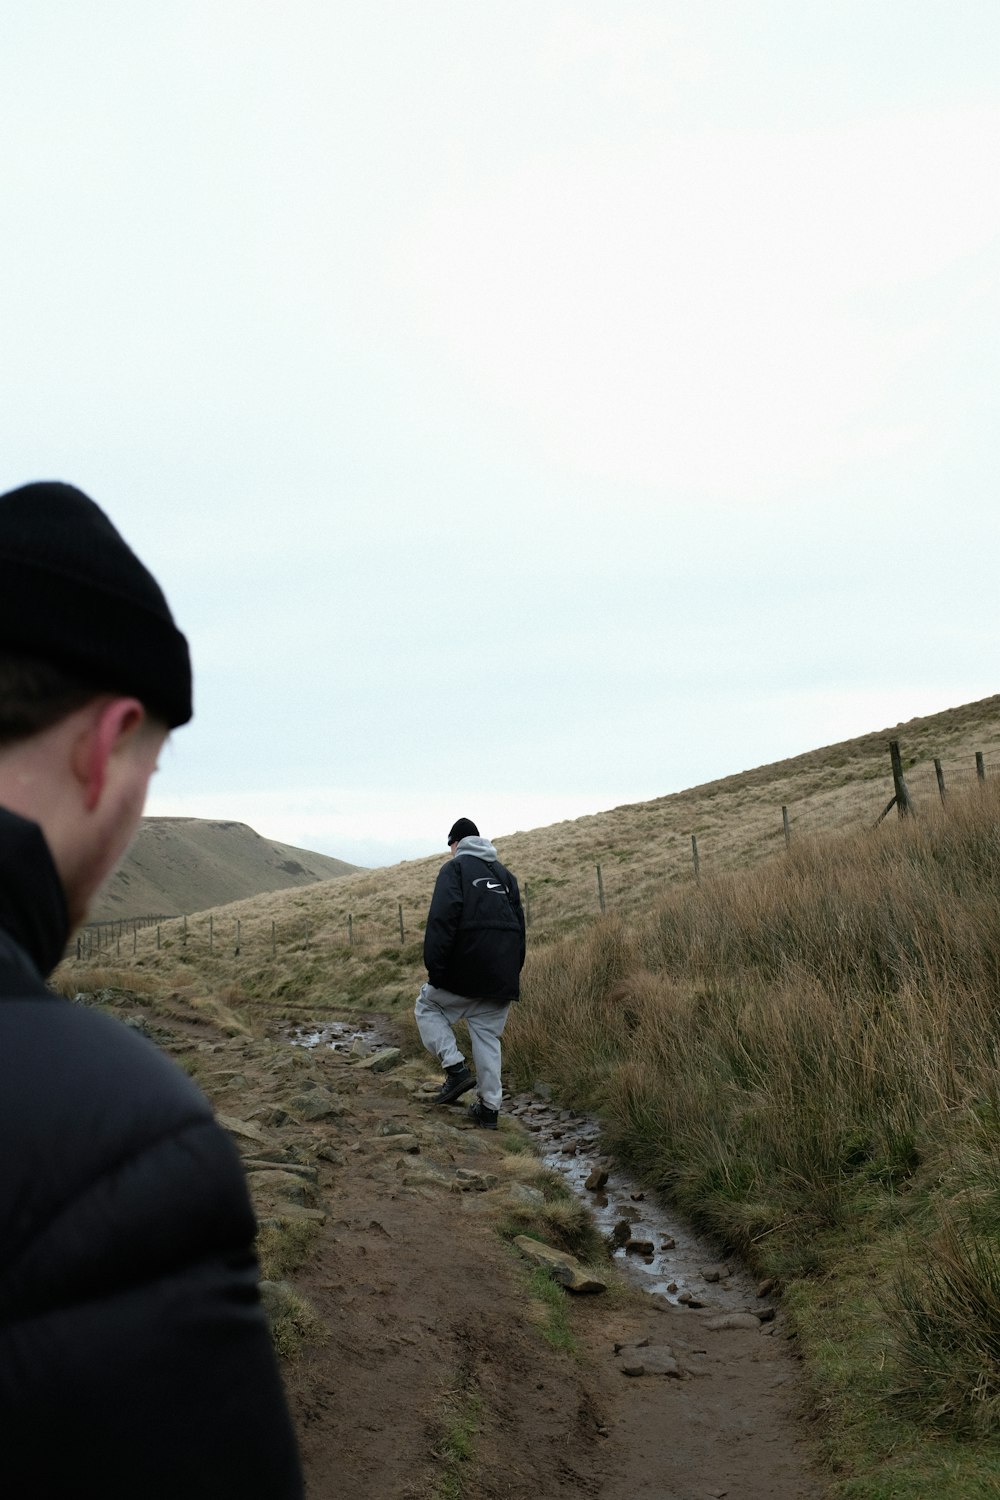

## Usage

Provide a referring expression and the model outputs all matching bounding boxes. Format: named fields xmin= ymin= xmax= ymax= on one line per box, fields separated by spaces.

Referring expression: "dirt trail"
xmin=117 ymin=993 xmax=826 ymax=1499
xmin=274 ymin=1035 xmax=822 ymax=1498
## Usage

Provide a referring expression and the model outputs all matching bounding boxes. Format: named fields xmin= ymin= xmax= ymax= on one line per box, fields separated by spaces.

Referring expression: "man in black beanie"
xmin=0 ymin=482 xmax=303 ymax=1498
xmin=416 ymin=817 xmax=526 ymax=1128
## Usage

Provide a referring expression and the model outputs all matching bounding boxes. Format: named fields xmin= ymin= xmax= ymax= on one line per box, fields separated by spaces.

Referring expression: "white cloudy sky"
xmin=2 ymin=3 xmax=997 ymax=866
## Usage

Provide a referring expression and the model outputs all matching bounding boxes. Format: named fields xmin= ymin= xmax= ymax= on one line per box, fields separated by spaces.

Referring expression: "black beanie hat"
xmin=0 ymin=481 xmax=193 ymax=728
xmin=447 ymin=817 xmax=479 ymax=844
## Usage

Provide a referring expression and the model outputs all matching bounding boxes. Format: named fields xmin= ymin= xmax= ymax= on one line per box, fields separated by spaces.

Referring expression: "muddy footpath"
xmin=104 ymin=992 xmax=827 ymax=1499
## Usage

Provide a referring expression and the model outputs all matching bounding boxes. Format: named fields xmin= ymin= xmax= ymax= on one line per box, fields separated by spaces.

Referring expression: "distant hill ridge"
xmin=93 ymin=817 xmax=361 ymax=921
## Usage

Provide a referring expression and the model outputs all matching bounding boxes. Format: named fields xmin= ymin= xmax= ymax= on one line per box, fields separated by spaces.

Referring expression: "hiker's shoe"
xmin=468 ymin=1099 xmax=499 ymax=1130
xmin=432 ymin=1063 xmax=475 ymax=1105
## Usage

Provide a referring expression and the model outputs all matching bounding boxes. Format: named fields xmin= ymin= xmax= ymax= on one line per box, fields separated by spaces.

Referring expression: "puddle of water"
xmin=288 ymin=1018 xmax=392 ymax=1054
xmin=509 ymin=1091 xmax=766 ymax=1314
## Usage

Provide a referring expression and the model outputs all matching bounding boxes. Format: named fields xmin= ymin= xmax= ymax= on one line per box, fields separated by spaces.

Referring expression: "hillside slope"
xmin=92 ymin=817 xmax=361 ymax=920
xmin=80 ymin=692 xmax=1000 ymax=1000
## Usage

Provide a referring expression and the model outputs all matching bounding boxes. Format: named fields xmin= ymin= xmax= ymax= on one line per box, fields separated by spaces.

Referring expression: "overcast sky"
xmin=3 ymin=3 xmax=997 ymax=866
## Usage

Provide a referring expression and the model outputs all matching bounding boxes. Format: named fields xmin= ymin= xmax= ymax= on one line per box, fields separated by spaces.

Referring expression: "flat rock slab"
xmin=514 ymin=1235 xmax=607 ymax=1294
xmin=702 ymin=1313 xmax=761 ymax=1332
xmin=217 ymin=1113 xmax=277 ymax=1146
xmin=290 ymin=1088 xmax=348 ymax=1121
xmin=353 ymin=1048 xmax=403 ymax=1073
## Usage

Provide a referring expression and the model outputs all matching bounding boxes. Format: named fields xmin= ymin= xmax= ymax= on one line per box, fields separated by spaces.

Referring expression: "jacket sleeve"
xmin=423 ymin=860 xmax=464 ymax=987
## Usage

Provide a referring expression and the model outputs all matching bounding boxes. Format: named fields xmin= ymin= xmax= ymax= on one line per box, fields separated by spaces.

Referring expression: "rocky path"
xmin=118 ymin=993 xmax=826 ymax=1499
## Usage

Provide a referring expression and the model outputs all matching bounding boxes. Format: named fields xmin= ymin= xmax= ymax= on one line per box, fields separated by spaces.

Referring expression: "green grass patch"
xmin=431 ymin=1392 xmax=482 ymax=1500
xmin=526 ymin=1267 xmax=577 ymax=1353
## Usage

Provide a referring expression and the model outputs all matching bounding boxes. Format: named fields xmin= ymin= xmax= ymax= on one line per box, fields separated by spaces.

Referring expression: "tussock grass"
xmin=256 ymin=1219 xmax=322 ymax=1282
xmin=504 ymin=782 xmax=1000 ymax=1491
xmin=61 ymin=695 xmax=1000 ymax=1015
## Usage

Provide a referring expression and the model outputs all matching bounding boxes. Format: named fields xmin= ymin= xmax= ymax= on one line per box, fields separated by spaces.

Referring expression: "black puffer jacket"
xmin=424 ymin=838 xmax=526 ymax=1001
xmin=0 ymin=808 xmax=303 ymax=1499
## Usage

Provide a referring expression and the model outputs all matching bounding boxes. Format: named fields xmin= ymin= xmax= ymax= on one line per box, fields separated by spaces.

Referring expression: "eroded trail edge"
xmin=275 ymin=1016 xmax=824 ymax=1499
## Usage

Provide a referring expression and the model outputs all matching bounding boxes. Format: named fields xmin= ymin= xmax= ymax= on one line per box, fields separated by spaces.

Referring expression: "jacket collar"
xmin=0 ymin=806 xmax=70 ymax=980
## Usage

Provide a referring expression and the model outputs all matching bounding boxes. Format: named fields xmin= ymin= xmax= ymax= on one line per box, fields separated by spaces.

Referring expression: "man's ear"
xmin=71 ymin=698 xmax=146 ymax=812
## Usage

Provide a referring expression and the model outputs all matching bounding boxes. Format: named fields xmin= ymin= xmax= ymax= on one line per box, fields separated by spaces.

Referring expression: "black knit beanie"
xmin=447 ymin=817 xmax=479 ymax=844
xmin=0 ymin=481 xmax=193 ymax=728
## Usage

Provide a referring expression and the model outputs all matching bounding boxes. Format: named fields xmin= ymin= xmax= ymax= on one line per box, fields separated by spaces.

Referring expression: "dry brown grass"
xmin=501 ymin=778 xmax=1000 ymax=1473
xmin=62 ymin=692 xmax=1000 ymax=1009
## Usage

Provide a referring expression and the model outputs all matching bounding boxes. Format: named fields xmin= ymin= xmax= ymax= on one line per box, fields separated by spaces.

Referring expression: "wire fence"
xmin=74 ymin=744 xmax=999 ymax=965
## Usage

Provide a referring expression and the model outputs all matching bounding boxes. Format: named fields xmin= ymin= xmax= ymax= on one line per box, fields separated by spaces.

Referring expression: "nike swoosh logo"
xmin=472 ymin=878 xmax=505 ymax=890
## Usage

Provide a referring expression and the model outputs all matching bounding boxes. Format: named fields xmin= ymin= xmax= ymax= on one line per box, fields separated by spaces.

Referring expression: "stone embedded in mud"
xmin=584 ymin=1167 xmax=609 ymax=1191
xmin=243 ymin=1159 xmax=319 ymax=1180
xmin=290 ymin=1087 xmax=347 ymax=1121
xmin=354 ymin=1047 xmax=403 ymax=1073
xmin=513 ymin=1235 xmax=607 ymax=1294
xmin=509 ymin=1183 xmax=545 ymax=1207
xmin=371 ymin=1135 xmax=420 ymax=1154
xmin=625 ymin=1239 xmax=655 ymax=1255
xmin=349 ymin=1036 xmax=372 ymax=1059
xmin=701 ymin=1264 xmax=730 ymax=1283
xmin=702 ymin=1313 xmax=761 ymax=1332
xmin=615 ymin=1341 xmax=681 ymax=1378
xmin=217 ymin=1113 xmax=278 ymax=1146
xmin=610 ymin=1219 xmax=631 ymax=1247
xmin=245 ymin=1168 xmax=315 ymax=1206
xmin=621 ymin=1355 xmax=681 ymax=1379
xmin=453 ymin=1168 xmax=498 ymax=1191
xmin=258 ymin=1205 xmax=327 ymax=1225
xmin=402 ymin=1168 xmax=453 ymax=1191
xmin=756 ymin=1277 xmax=777 ymax=1298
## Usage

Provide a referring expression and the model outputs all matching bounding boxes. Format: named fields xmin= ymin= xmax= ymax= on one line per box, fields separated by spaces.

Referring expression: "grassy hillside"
xmin=74 ymin=693 xmax=1000 ymax=1005
xmin=90 ymin=817 xmax=361 ymax=922
xmin=59 ymin=690 xmax=1000 ymax=1496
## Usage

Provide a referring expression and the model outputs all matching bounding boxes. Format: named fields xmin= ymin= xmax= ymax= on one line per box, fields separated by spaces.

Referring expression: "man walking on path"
xmin=0 ymin=482 xmax=303 ymax=1499
xmin=416 ymin=817 xmax=526 ymax=1129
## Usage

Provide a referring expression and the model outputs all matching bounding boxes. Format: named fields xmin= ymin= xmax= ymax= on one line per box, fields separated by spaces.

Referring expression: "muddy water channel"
xmin=289 ymin=1021 xmax=766 ymax=1317
xmin=289 ymin=1017 xmax=394 ymax=1054
xmin=507 ymin=1090 xmax=767 ymax=1315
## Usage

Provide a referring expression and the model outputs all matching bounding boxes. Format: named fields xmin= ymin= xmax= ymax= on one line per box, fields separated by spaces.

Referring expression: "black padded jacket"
xmin=423 ymin=847 xmax=526 ymax=1001
xmin=0 ymin=807 xmax=303 ymax=1500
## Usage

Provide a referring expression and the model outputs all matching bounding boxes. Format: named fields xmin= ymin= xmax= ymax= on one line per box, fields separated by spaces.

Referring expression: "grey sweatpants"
xmin=414 ymin=983 xmax=510 ymax=1111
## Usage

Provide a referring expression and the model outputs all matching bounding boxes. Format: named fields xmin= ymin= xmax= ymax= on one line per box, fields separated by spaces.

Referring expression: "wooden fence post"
xmin=524 ymin=882 xmax=531 ymax=928
xmin=235 ymin=919 xmax=241 ymax=955
xmin=209 ymin=914 xmax=214 ymax=951
xmin=183 ymin=913 xmax=188 ymax=946
xmin=934 ymin=758 xmax=946 ymax=804
xmin=398 ymin=904 xmax=405 ymax=944
xmin=782 ymin=806 xmax=791 ymax=849
xmin=976 ymin=751 xmax=986 ymax=784
xmin=691 ymin=834 xmax=701 ymax=885
xmin=348 ymin=914 xmax=354 ymax=946
xmin=156 ymin=925 xmax=160 ymax=950
xmin=271 ymin=920 xmax=276 ymax=957
xmin=889 ymin=740 xmax=914 ymax=817
xmin=596 ymin=864 xmax=606 ymax=914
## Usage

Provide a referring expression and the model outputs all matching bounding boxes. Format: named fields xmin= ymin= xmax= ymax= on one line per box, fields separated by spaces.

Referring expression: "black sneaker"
xmin=431 ymin=1063 xmax=475 ymax=1105
xmin=468 ymin=1098 xmax=499 ymax=1130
